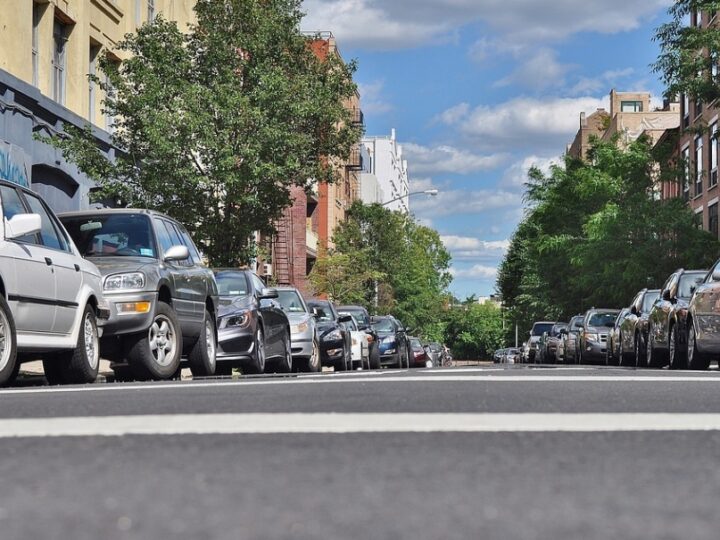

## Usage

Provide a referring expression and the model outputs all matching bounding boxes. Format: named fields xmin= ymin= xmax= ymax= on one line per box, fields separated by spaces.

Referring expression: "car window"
xmin=339 ymin=308 xmax=370 ymax=325
xmin=154 ymin=218 xmax=175 ymax=254
xmin=372 ymin=318 xmax=395 ymax=333
xmin=276 ymin=290 xmax=307 ymax=313
xmin=642 ymin=291 xmax=660 ymax=312
xmin=214 ymin=271 xmax=249 ymax=297
xmin=61 ymin=214 xmax=157 ymax=258
xmin=588 ymin=313 xmax=617 ymax=327
xmin=0 ymin=185 xmax=36 ymax=244
xmin=163 ymin=221 xmax=192 ymax=267
xmin=531 ymin=323 xmax=554 ymax=336
xmin=176 ymin=225 xmax=203 ymax=265
xmin=678 ymin=273 xmax=705 ymax=298
xmin=345 ymin=318 xmax=358 ymax=331
xmin=250 ymin=274 xmax=266 ymax=295
xmin=308 ymin=302 xmax=333 ymax=322
xmin=23 ymin=193 xmax=69 ymax=252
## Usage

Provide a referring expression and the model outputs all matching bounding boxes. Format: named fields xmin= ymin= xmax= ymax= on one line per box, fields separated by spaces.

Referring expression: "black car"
xmin=306 ymin=299 xmax=354 ymax=371
xmin=372 ymin=315 xmax=410 ymax=368
xmin=213 ymin=269 xmax=291 ymax=375
xmin=337 ymin=305 xmax=381 ymax=369
xmin=647 ymin=269 xmax=707 ymax=369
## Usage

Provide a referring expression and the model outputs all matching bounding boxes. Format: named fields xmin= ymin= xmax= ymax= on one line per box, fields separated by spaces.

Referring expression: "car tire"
xmin=369 ymin=344 xmax=381 ymax=370
xmin=0 ymin=295 xmax=19 ymax=387
xmin=687 ymin=324 xmax=711 ymax=370
xmin=335 ymin=344 xmax=348 ymax=371
xmin=274 ymin=330 xmax=292 ymax=373
xmin=298 ymin=338 xmax=321 ymax=373
xmin=125 ymin=301 xmax=182 ymax=381
xmin=245 ymin=327 xmax=266 ymax=375
xmin=188 ymin=310 xmax=217 ymax=377
xmin=44 ymin=305 xmax=100 ymax=385
xmin=668 ymin=324 xmax=686 ymax=370
xmin=618 ymin=334 xmax=630 ymax=367
xmin=635 ymin=333 xmax=644 ymax=368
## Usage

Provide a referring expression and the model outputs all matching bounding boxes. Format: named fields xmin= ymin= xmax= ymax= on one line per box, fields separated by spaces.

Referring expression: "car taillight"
xmin=414 ymin=351 xmax=423 ymax=357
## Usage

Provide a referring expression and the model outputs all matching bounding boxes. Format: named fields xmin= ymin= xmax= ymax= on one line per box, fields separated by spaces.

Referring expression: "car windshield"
xmin=643 ymin=291 xmax=660 ymax=312
xmin=372 ymin=318 xmax=395 ymax=333
xmin=551 ymin=324 xmax=567 ymax=336
xmin=308 ymin=302 xmax=333 ymax=322
xmin=214 ymin=271 xmax=249 ymax=297
xmin=531 ymin=323 xmax=554 ymax=336
xmin=410 ymin=339 xmax=422 ymax=349
xmin=276 ymin=290 xmax=306 ymax=313
xmin=678 ymin=273 xmax=705 ymax=298
xmin=588 ymin=313 xmax=617 ymax=327
xmin=339 ymin=308 xmax=370 ymax=325
xmin=61 ymin=214 xmax=157 ymax=258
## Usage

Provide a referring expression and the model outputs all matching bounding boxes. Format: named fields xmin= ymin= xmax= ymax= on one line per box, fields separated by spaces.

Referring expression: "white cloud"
xmin=570 ymin=67 xmax=635 ymax=95
xmin=450 ymin=264 xmax=499 ymax=279
xmin=494 ymin=48 xmax=572 ymax=90
xmin=411 ymin=186 xmax=523 ymax=217
xmin=302 ymin=0 xmax=670 ymax=50
xmin=441 ymin=235 xmax=509 ymax=251
xmin=436 ymin=103 xmax=470 ymax=125
xmin=403 ymin=142 xmax=507 ymax=175
xmin=501 ymin=155 xmax=562 ymax=190
xmin=357 ymin=80 xmax=393 ymax=115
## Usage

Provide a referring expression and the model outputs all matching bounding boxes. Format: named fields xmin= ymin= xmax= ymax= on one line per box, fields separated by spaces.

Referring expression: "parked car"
xmin=424 ymin=342 xmax=444 ymax=366
xmin=211 ymin=269 xmax=292 ymax=375
xmin=618 ymin=289 xmax=660 ymax=367
xmin=686 ymin=259 xmax=720 ymax=369
xmin=0 ymin=180 xmax=110 ymax=386
xmin=504 ymin=348 xmax=522 ymax=364
xmin=578 ymin=309 xmax=619 ymax=364
xmin=272 ymin=286 xmax=320 ymax=372
xmin=306 ymin=299 xmax=354 ymax=371
xmin=493 ymin=348 xmax=506 ymax=364
xmin=528 ymin=321 xmax=556 ymax=363
xmin=337 ymin=305 xmax=381 ymax=369
xmin=647 ymin=269 xmax=706 ymax=369
xmin=606 ymin=308 xmax=631 ymax=366
xmin=521 ymin=342 xmax=530 ymax=363
xmin=563 ymin=315 xmax=585 ymax=364
xmin=346 ymin=316 xmax=370 ymax=369
xmin=538 ymin=323 xmax=567 ymax=363
xmin=371 ymin=315 xmax=410 ymax=368
xmin=409 ymin=337 xmax=432 ymax=368
xmin=60 ymin=209 xmax=218 ymax=380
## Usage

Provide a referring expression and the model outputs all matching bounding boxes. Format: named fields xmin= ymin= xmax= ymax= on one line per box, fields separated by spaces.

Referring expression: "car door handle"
xmin=74 ymin=264 xmax=80 ymax=272
xmin=45 ymin=257 xmax=53 ymax=266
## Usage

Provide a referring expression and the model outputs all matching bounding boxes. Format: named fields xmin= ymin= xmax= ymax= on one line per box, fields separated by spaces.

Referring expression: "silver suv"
xmin=60 ymin=209 xmax=218 ymax=381
xmin=0 ymin=180 xmax=109 ymax=386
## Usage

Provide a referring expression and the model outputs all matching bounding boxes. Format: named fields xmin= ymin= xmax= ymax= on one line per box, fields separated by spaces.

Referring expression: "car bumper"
xmin=217 ymin=325 xmax=255 ymax=361
xmin=100 ymin=291 xmax=158 ymax=337
xmin=291 ymin=333 xmax=314 ymax=358
xmin=320 ymin=338 xmax=345 ymax=362
xmin=582 ymin=341 xmax=607 ymax=362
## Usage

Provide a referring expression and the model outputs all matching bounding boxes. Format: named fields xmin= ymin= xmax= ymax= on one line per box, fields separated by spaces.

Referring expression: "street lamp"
xmin=381 ymin=189 xmax=439 ymax=207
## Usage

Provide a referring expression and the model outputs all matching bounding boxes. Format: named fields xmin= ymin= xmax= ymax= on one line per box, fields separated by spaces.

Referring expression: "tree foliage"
xmin=311 ymin=202 xmax=452 ymax=336
xmin=498 ymin=138 xmax=720 ymax=339
xmin=443 ymin=300 xmax=505 ymax=360
xmin=308 ymin=248 xmax=384 ymax=305
xmin=41 ymin=0 xmax=361 ymax=266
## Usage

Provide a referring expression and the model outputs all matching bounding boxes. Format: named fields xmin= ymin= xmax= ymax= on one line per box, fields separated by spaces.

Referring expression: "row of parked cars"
xmin=520 ymin=265 xmax=720 ymax=369
xmin=0 ymin=179 xmax=448 ymax=386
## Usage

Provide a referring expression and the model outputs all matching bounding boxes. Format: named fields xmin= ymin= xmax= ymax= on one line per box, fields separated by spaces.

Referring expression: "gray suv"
xmin=60 ymin=209 xmax=219 ymax=381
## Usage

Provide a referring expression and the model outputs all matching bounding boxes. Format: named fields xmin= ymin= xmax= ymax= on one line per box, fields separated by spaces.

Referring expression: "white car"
xmin=346 ymin=316 xmax=370 ymax=369
xmin=0 ymin=180 xmax=109 ymax=386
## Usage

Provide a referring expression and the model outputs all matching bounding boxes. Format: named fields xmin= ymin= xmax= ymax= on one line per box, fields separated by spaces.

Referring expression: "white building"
xmin=362 ymin=129 xmax=410 ymax=213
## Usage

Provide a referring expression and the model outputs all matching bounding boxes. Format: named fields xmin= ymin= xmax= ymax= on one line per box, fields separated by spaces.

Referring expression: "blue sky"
xmin=303 ymin=0 xmax=673 ymax=300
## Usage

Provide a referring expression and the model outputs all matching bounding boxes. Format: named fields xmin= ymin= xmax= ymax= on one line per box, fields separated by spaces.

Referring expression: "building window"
xmin=693 ymin=8 xmax=702 ymax=27
xmin=683 ymin=146 xmax=691 ymax=200
xmin=620 ymin=101 xmax=643 ymax=113
xmin=147 ymin=0 xmax=155 ymax=21
xmin=711 ymin=203 xmax=719 ymax=238
xmin=89 ymin=44 xmax=101 ymax=123
xmin=712 ymin=123 xmax=718 ymax=187
xmin=683 ymin=94 xmax=690 ymax=128
xmin=32 ymin=2 xmax=41 ymax=87
xmin=135 ymin=0 xmax=141 ymax=26
xmin=52 ymin=19 xmax=68 ymax=105
xmin=696 ymin=135 xmax=704 ymax=196
xmin=696 ymin=99 xmax=703 ymax=117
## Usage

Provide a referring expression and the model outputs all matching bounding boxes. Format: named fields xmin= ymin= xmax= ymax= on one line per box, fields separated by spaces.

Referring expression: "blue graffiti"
xmin=0 ymin=146 xmax=29 ymax=187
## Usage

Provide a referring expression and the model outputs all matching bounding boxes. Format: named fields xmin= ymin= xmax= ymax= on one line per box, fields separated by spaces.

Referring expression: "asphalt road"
xmin=2 ymin=364 xmax=720 ymax=539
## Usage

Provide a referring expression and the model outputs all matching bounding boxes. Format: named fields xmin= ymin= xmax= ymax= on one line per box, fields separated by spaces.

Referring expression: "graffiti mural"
xmin=0 ymin=140 xmax=30 ymax=187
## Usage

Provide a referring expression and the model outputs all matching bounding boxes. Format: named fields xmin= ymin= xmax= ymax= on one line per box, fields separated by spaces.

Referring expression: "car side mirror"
xmin=662 ymin=289 xmax=671 ymax=301
xmin=259 ymin=287 xmax=279 ymax=300
xmin=630 ymin=306 xmax=639 ymax=316
xmin=5 ymin=213 xmax=41 ymax=240
xmin=338 ymin=315 xmax=354 ymax=324
xmin=164 ymin=244 xmax=189 ymax=262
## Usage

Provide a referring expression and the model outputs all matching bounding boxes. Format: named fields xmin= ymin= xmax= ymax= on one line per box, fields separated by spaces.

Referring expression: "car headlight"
xmin=585 ymin=332 xmax=599 ymax=342
xmin=323 ymin=329 xmax=342 ymax=341
xmin=291 ymin=321 xmax=309 ymax=334
xmin=221 ymin=311 xmax=250 ymax=329
xmin=104 ymin=272 xmax=145 ymax=292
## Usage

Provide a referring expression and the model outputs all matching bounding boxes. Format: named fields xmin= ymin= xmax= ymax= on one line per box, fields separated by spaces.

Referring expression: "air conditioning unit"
xmin=263 ymin=263 xmax=273 ymax=277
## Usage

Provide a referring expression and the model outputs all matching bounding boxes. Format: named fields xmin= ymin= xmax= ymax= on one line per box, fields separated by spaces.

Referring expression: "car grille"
xmin=600 ymin=334 xmax=608 ymax=343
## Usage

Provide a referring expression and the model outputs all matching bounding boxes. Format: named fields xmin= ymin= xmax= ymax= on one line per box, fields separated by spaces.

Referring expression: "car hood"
xmin=87 ymin=256 xmax=157 ymax=276
xmin=585 ymin=326 xmax=611 ymax=334
xmin=218 ymin=295 xmax=254 ymax=317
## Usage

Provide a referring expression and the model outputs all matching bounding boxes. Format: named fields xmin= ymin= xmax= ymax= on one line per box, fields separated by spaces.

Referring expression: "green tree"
xmin=498 ymin=138 xmax=720 ymax=338
xmin=41 ymin=0 xmax=361 ymax=266
xmin=308 ymin=248 xmax=384 ymax=305
xmin=443 ymin=300 xmax=505 ymax=360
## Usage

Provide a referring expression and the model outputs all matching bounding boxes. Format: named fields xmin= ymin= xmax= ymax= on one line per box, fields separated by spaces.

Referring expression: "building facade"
xmin=361 ymin=129 xmax=410 ymax=213
xmin=0 ymin=0 xmax=195 ymax=211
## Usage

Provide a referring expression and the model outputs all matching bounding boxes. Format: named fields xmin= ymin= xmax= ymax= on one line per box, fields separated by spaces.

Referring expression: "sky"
xmin=302 ymin=0 xmax=674 ymax=300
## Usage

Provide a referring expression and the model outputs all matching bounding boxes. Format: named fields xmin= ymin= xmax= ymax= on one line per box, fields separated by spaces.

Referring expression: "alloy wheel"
xmin=149 ymin=315 xmax=177 ymax=367
xmin=688 ymin=325 xmax=696 ymax=367
xmin=669 ymin=326 xmax=678 ymax=369
xmin=205 ymin=319 xmax=217 ymax=371
xmin=0 ymin=308 xmax=11 ymax=373
xmin=256 ymin=329 xmax=266 ymax=372
xmin=84 ymin=311 xmax=99 ymax=371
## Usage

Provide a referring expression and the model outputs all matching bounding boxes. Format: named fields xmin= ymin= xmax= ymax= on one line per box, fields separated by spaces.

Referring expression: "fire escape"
xmin=272 ymin=207 xmax=294 ymax=286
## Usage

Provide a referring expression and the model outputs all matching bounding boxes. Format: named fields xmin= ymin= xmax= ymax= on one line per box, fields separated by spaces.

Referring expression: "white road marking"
xmin=1 ymin=413 xmax=720 ymax=437
xmin=3 ymin=374 xmax=720 ymax=396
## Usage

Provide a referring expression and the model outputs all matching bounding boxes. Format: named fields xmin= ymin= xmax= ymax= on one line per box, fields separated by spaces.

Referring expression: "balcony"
xmin=346 ymin=146 xmax=363 ymax=170
xmin=350 ymin=107 xmax=364 ymax=127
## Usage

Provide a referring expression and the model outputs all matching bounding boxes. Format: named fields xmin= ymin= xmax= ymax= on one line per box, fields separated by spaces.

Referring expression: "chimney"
xmin=580 ymin=112 xmax=587 ymax=128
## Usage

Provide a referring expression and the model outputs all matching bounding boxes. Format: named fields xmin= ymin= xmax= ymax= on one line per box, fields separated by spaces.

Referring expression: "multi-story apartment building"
xmin=270 ymin=32 xmax=363 ymax=293
xmin=567 ymin=89 xmax=679 ymax=161
xmin=0 ymin=1 xmax=195 ymax=212
xmin=362 ymin=129 xmax=410 ymax=213
xmin=358 ymin=144 xmax=384 ymax=205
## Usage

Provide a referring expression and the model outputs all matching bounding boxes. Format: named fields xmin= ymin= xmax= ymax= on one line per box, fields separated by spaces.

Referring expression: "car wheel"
xmin=245 ymin=327 xmax=266 ymax=375
xmin=646 ymin=333 xmax=654 ymax=368
xmin=335 ymin=344 xmax=348 ymax=371
xmin=635 ymin=333 xmax=644 ymax=368
xmin=369 ymin=344 xmax=381 ymax=370
xmin=275 ymin=330 xmax=292 ymax=373
xmin=299 ymin=338 xmax=321 ymax=373
xmin=125 ymin=301 xmax=182 ymax=381
xmin=687 ymin=324 xmax=711 ymax=370
xmin=188 ymin=310 xmax=217 ymax=377
xmin=618 ymin=334 xmax=629 ymax=367
xmin=668 ymin=324 xmax=686 ymax=370
xmin=0 ymin=295 xmax=18 ymax=387
xmin=44 ymin=305 xmax=100 ymax=385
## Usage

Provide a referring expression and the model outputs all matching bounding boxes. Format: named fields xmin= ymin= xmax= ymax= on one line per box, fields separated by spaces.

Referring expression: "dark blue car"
xmin=372 ymin=316 xmax=410 ymax=368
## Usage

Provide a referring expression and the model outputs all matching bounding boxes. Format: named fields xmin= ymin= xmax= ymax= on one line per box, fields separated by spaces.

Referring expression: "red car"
xmin=409 ymin=337 xmax=432 ymax=368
